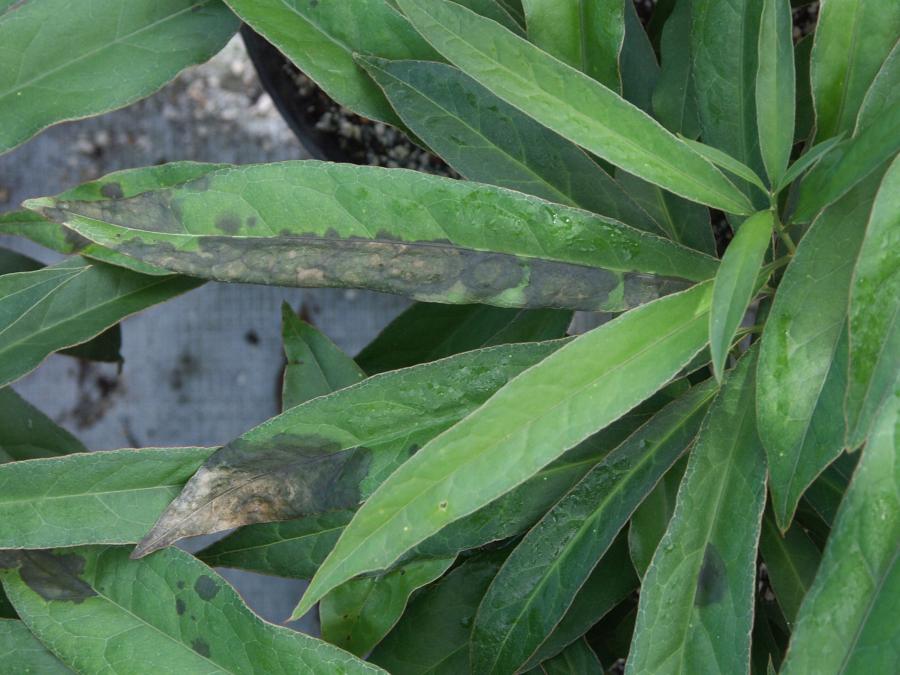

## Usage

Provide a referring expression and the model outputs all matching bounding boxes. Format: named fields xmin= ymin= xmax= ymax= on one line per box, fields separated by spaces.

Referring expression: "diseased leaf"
xmin=321 ymin=556 xmax=455 ymax=656
xmin=539 ymin=638 xmax=603 ymax=674
xmin=759 ymin=511 xmax=821 ymax=626
xmin=781 ymin=392 xmax=900 ymax=674
xmin=652 ymin=0 xmax=701 ymax=139
xmin=225 ymin=0 xmax=438 ymax=124
xmin=0 ymin=258 xmax=201 ymax=387
xmin=27 ymin=161 xmax=717 ymax=312
xmin=369 ymin=552 xmax=506 ymax=674
xmin=0 ymin=0 xmax=238 ymax=154
xmin=134 ymin=340 xmax=565 ymax=557
xmin=758 ymin=173 xmax=883 ymax=529
xmin=472 ymin=380 xmax=715 ymax=674
xmin=280 ymin=302 xmax=364 ymax=410
xmin=359 ymin=58 xmax=660 ymax=234
xmin=357 ymin=302 xmax=570 ymax=375
xmin=709 ymin=210 xmax=773 ymax=381
xmin=0 ymin=620 xmax=72 ymax=674
xmin=0 ymin=546 xmax=382 ymax=674
xmin=755 ymin=0 xmax=795 ymax=185
xmin=522 ymin=532 xmax=637 ymax=669
xmin=0 ymin=388 xmax=85 ymax=463
xmin=845 ymin=154 xmax=900 ymax=447
xmin=810 ymin=0 xmax=900 ymax=141
xmin=0 ymin=447 xmax=213 ymax=549
xmin=628 ymin=457 xmax=687 ymax=579
xmin=626 ymin=348 xmax=767 ymax=675
xmin=294 ymin=281 xmax=715 ymax=618
xmin=521 ymin=0 xmax=624 ymax=91
xmin=395 ymin=0 xmax=753 ymax=214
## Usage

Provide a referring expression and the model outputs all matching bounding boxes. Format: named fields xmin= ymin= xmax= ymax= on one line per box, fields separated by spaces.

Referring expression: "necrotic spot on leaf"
xmin=99 ymin=182 xmax=124 ymax=199
xmin=16 ymin=551 xmax=97 ymax=604
xmin=695 ymin=544 xmax=727 ymax=607
xmin=176 ymin=598 xmax=186 ymax=615
xmin=194 ymin=575 xmax=219 ymax=601
xmin=191 ymin=638 xmax=211 ymax=657
xmin=215 ymin=213 xmax=241 ymax=235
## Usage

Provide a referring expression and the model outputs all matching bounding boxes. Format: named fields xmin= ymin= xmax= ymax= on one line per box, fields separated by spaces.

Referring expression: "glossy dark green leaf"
xmin=369 ymin=552 xmax=506 ymax=674
xmin=396 ymin=0 xmax=753 ymax=214
xmin=810 ymin=0 xmax=900 ymax=141
xmin=619 ymin=0 xmax=659 ymax=114
xmin=845 ymin=154 xmax=900 ymax=447
xmin=296 ymin=281 xmax=715 ymax=618
xmin=755 ymin=0 xmax=795 ymax=184
xmin=794 ymin=34 xmax=814 ymax=142
xmin=782 ymin=392 xmax=900 ymax=674
xmin=652 ymin=0 xmax=701 ymax=139
xmin=0 ymin=546 xmax=381 ymax=674
xmin=0 ymin=0 xmax=238 ymax=154
xmin=627 ymin=457 xmax=687 ymax=579
xmin=523 ymin=532 xmax=637 ymax=669
xmin=626 ymin=349 xmax=767 ymax=675
xmin=0 ymin=447 xmax=213 ymax=549
xmin=0 ymin=248 xmax=41 ymax=274
xmin=357 ymin=302 xmax=570 ymax=375
xmin=691 ymin=0 xmax=765 ymax=189
xmin=759 ymin=511 xmax=821 ymax=626
xmin=0 ymin=388 xmax=85 ymax=463
xmin=225 ymin=0 xmax=438 ymax=124
xmin=0 ymin=620 xmax=71 ymax=674
xmin=471 ymin=381 xmax=715 ymax=674
xmin=521 ymin=0 xmax=624 ymax=90
xmin=0 ymin=258 xmax=200 ymax=387
xmin=320 ymin=556 xmax=455 ymax=656
xmin=28 ymin=162 xmax=717 ymax=312
xmin=0 ymin=590 xmax=14 ymax=619
xmin=539 ymin=638 xmax=602 ymax=674
xmin=134 ymin=340 xmax=565 ymax=557
xmin=448 ymin=0 xmax=524 ymax=34
xmin=709 ymin=210 xmax=773 ymax=381
xmin=359 ymin=58 xmax=660 ymax=234
xmin=280 ymin=302 xmax=364 ymax=410
xmin=758 ymin=174 xmax=883 ymax=529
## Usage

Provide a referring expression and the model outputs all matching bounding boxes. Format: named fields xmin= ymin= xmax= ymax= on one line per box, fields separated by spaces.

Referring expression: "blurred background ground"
xmin=0 ymin=36 xmax=411 ymax=632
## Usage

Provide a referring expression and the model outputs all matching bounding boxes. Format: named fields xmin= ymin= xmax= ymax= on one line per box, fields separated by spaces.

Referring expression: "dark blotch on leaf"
xmin=192 ymin=638 xmax=211 ymax=657
xmin=695 ymin=544 xmax=727 ymax=607
xmin=15 ymin=551 xmax=97 ymax=604
xmin=194 ymin=575 xmax=219 ymax=601
xmin=177 ymin=580 xmax=185 ymax=589
xmin=176 ymin=598 xmax=186 ymax=615
xmin=99 ymin=182 xmax=124 ymax=199
xmin=215 ymin=214 xmax=241 ymax=235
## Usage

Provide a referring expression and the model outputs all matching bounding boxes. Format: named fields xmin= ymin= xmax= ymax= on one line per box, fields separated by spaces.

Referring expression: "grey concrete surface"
xmin=0 ymin=37 xmax=409 ymax=633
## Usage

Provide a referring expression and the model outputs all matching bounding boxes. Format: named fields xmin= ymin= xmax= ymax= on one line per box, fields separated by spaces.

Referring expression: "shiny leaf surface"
xmin=755 ymin=0 xmax=795 ymax=184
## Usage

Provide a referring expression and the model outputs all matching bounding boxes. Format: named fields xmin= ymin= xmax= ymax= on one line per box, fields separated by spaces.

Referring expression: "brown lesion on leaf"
xmin=1 ymin=551 xmax=96 ymax=604
xmin=99 ymin=182 xmax=124 ymax=200
xmin=132 ymin=434 xmax=372 ymax=558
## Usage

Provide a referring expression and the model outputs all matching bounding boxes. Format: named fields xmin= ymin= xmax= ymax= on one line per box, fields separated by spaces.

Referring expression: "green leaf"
xmin=802 ymin=452 xmax=858 ymax=528
xmin=755 ymin=0 xmax=795 ymax=185
xmin=691 ymin=0 xmax=765 ymax=190
xmin=811 ymin=0 xmax=900 ymax=141
xmin=395 ymin=0 xmax=753 ymax=214
xmin=0 ymin=620 xmax=72 ymax=674
xmin=781 ymin=392 xmax=900 ymax=674
xmin=359 ymin=58 xmax=660 ymax=234
xmin=320 ymin=556 xmax=455 ymax=656
xmin=0 ymin=546 xmax=381 ymax=674
xmin=294 ymin=280 xmax=714 ymax=618
xmin=539 ymin=638 xmax=603 ymax=674
xmin=776 ymin=134 xmax=845 ymax=192
xmin=0 ymin=388 xmax=85 ymax=463
xmin=845 ymin=154 xmax=900 ymax=447
xmin=369 ymin=551 xmax=506 ymax=674
xmin=27 ymin=162 xmax=717 ymax=312
xmin=357 ymin=302 xmax=570 ymax=375
xmin=471 ymin=380 xmax=715 ymax=674
xmin=709 ymin=209 xmax=773 ymax=381
xmin=652 ymin=0 xmax=701 ymax=139
xmin=794 ymin=34 xmax=815 ymax=142
xmin=0 ymin=590 xmax=14 ymax=619
xmin=522 ymin=532 xmax=637 ymax=669
xmin=134 ymin=340 xmax=565 ymax=556
xmin=0 ymin=248 xmax=41 ymax=274
xmin=626 ymin=348 xmax=767 ymax=675
xmin=619 ymin=0 xmax=659 ymax=114
xmin=521 ymin=0 xmax=624 ymax=91
xmin=678 ymin=136 xmax=768 ymax=194
xmin=758 ymin=173 xmax=883 ymax=529
xmin=225 ymin=0 xmax=438 ymax=125
xmin=793 ymin=41 xmax=900 ymax=223
xmin=758 ymin=511 xmax=821 ymax=626
xmin=0 ymin=0 xmax=238 ymax=154
xmin=0 ymin=447 xmax=213 ymax=549
xmin=280 ymin=302 xmax=364 ymax=410
xmin=0 ymin=258 xmax=201 ymax=387
xmin=445 ymin=0 xmax=524 ymax=34
xmin=627 ymin=457 xmax=687 ymax=579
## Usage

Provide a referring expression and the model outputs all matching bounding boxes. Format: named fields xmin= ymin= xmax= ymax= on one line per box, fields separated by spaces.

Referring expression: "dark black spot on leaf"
xmin=14 ymin=551 xmax=96 ymax=604
xmin=192 ymin=638 xmax=211 ymax=657
xmin=177 ymin=580 xmax=185 ymax=589
xmin=695 ymin=544 xmax=727 ymax=607
xmin=100 ymin=182 xmax=124 ymax=199
xmin=194 ymin=575 xmax=219 ymax=601
xmin=215 ymin=214 xmax=241 ymax=235
xmin=246 ymin=216 xmax=258 ymax=228
xmin=176 ymin=598 xmax=186 ymax=615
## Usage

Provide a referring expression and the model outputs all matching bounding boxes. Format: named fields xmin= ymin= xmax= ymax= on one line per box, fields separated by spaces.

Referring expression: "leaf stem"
xmin=771 ymin=208 xmax=796 ymax=254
